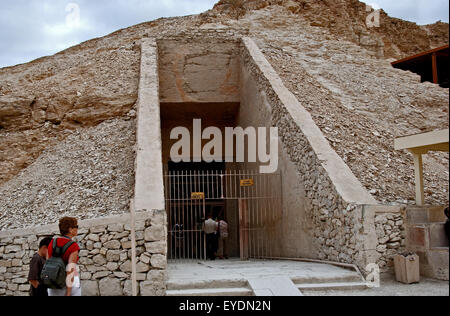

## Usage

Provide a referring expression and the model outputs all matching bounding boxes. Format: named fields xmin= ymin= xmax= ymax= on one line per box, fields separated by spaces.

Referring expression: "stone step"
xmin=166 ymin=287 xmax=254 ymax=296
xmin=247 ymin=277 xmax=303 ymax=296
xmin=167 ymin=279 xmax=249 ymax=291
xmin=291 ymin=273 xmax=363 ymax=285
xmin=297 ymin=282 xmax=368 ymax=291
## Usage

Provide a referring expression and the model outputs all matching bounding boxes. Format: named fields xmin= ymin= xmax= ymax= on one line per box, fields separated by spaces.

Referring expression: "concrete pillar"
xmin=413 ymin=153 xmax=425 ymax=206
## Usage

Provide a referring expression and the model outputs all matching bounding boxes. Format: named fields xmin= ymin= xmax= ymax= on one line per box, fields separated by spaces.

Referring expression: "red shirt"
xmin=48 ymin=237 xmax=80 ymax=264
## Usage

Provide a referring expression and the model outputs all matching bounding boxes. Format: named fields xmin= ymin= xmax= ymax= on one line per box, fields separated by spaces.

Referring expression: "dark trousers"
xmin=206 ymin=233 xmax=218 ymax=260
xmin=30 ymin=284 xmax=48 ymax=296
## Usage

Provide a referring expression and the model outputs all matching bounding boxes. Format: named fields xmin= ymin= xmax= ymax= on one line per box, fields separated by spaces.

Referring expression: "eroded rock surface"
xmin=0 ymin=0 xmax=448 ymax=230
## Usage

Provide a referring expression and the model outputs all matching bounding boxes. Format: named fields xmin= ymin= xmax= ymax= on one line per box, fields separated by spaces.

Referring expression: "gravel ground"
xmin=0 ymin=117 xmax=136 ymax=231
xmin=303 ymin=273 xmax=449 ymax=296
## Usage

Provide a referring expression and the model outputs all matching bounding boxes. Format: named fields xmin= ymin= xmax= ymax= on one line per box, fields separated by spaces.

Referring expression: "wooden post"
xmin=413 ymin=153 xmax=425 ymax=206
xmin=432 ymin=53 xmax=438 ymax=84
xmin=239 ymin=199 xmax=249 ymax=260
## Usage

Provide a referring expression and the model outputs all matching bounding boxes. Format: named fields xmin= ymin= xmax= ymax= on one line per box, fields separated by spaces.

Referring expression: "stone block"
xmin=0 ymin=260 xmax=11 ymax=268
xmin=90 ymin=225 xmax=107 ymax=234
xmin=87 ymin=234 xmax=100 ymax=242
xmin=123 ymin=279 xmax=139 ymax=296
xmin=79 ymin=250 xmax=89 ymax=257
xmin=146 ymin=270 xmax=167 ymax=283
xmin=106 ymin=262 xmax=119 ymax=271
xmin=99 ymin=278 xmax=123 ymax=296
xmin=104 ymin=240 xmax=121 ymax=250
xmin=106 ymin=250 xmax=121 ymax=262
xmin=407 ymin=226 xmax=427 ymax=249
xmin=121 ymin=241 xmax=132 ymax=249
xmin=135 ymin=231 xmax=144 ymax=241
xmin=140 ymin=281 xmax=165 ymax=297
xmin=150 ymin=254 xmax=167 ymax=269
xmin=120 ymin=260 xmax=132 ymax=272
xmin=113 ymin=272 xmax=128 ymax=279
xmin=7 ymin=283 xmax=18 ymax=291
xmin=82 ymin=280 xmax=99 ymax=296
xmin=140 ymin=254 xmax=151 ymax=264
xmin=136 ymin=273 xmax=146 ymax=281
xmin=136 ymin=262 xmax=150 ymax=273
xmin=145 ymin=241 xmax=167 ymax=255
xmin=428 ymin=249 xmax=449 ymax=281
xmin=92 ymin=271 xmax=111 ymax=279
xmin=18 ymin=285 xmax=29 ymax=292
xmin=12 ymin=278 xmax=27 ymax=284
xmin=5 ymin=245 xmax=21 ymax=254
xmin=93 ymin=254 xmax=107 ymax=265
xmin=144 ymin=226 xmax=165 ymax=242
xmin=108 ymin=224 xmax=124 ymax=233
xmin=115 ymin=232 xmax=129 ymax=240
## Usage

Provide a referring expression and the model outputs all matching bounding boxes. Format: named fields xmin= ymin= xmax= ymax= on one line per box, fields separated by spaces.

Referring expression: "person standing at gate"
xmin=203 ymin=213 xmax=218 ymax=260
xmin=217 ymin=216 xmax=229 ymax=260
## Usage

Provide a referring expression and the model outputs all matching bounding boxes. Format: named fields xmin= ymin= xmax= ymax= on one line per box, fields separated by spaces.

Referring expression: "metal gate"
xmin=164 ymin=170 xmax=282 ymax=261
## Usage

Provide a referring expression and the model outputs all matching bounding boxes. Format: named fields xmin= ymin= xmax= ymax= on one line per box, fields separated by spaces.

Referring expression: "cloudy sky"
xmin=0 ymin=0 xmax=448 ymax=68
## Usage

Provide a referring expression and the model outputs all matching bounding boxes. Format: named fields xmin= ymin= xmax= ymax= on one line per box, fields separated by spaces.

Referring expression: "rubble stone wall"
xmin=240 ymin=37 xmax=379 ymax=270
xmin=0 ymin=211 xmax=167 ymax=296
xmin=374 ymin=208 xmax=407 ymax=272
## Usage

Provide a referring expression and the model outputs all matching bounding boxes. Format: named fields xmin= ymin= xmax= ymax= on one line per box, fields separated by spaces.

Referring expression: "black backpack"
xmin=41 ymin=237 xmax=75 ymax=289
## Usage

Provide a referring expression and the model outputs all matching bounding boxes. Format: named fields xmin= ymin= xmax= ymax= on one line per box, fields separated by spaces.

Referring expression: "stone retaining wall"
xmin=240 ymin=37 xmax=379 ymax=271
xmin=0 ymin=211 xmax=167 ymax=296
xmin=374 ymin=208 xmax=407 ymax=271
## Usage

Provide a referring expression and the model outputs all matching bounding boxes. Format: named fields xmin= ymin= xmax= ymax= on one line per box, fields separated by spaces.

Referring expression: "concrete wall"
xmin=134 ymin=38 xmax=165 ymax=212
xmin=0 ymin=211 xmax=167 ymax=296
xmin=238 ymin=52 xmax=311 ymax=258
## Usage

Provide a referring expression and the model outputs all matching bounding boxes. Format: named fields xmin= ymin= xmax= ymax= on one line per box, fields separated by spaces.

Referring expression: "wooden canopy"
xmin=392 ymin=45 xmax=449 ymax=88
xmin=395 ymin=129 xmax=449 ymax=205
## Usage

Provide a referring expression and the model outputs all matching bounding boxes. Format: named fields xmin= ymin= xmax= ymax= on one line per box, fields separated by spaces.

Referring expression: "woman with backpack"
xmin=44 ymin=217 xmax=81 ymax=296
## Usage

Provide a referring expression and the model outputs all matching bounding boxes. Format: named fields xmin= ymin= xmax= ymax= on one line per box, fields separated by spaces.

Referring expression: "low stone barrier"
xmin=0 ymin=211 xmax=167 ymax=296
xmin=374 ymin=207 xmax=406 ymax=271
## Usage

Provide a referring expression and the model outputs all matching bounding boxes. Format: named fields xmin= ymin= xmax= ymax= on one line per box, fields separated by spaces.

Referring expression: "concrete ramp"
xmin=248 ymin=277 xmax=303 ymax=296
xmin=167 ymin=259 xmax=366 ymax=296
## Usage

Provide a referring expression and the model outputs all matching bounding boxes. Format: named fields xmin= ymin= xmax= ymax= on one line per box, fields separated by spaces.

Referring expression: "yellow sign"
xmin=240 ymin=179 xmax=255 ymax=187
xmin=191 ymin=192 xmax=205 ymax=200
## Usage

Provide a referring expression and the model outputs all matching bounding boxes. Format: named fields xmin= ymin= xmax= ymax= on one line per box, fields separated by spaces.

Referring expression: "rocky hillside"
xmin=0 ymin=0 xmax=448 ymax=230
xmin=212 ymin=0 xmax=449 ymax=59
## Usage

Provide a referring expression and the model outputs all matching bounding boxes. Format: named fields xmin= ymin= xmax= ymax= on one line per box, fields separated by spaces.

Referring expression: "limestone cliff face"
xmin=213 ymin=0 xmax=449 ymax=59
xmin=0 ymin=0 xmax=448 ymax=211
